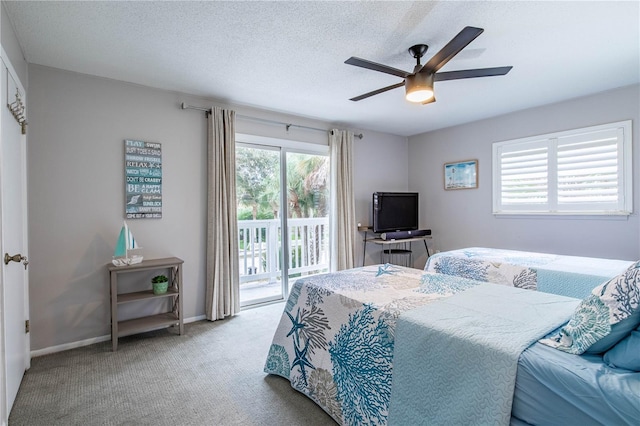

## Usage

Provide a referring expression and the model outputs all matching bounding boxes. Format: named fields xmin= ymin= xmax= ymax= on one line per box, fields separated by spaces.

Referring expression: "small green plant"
xmin=152 ymin=275 xmax=168 ymax=283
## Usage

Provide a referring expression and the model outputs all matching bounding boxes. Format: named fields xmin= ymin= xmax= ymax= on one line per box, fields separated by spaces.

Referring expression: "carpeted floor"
xmin=9 ymin=302 xmax=336 ymax=425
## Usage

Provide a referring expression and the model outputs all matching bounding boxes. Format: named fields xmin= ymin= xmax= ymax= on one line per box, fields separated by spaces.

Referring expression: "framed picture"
xmin=124 ymin=140 xmax=163 ymax=218
xmin=444 ymin=159 xmax=478 ymax=190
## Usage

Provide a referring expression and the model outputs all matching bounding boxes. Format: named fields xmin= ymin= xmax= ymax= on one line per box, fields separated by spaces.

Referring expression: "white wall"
xmin=27 ymin=65 xmax=407 ymax=351
xmin=408 ymin=84 xmax=640 ymax=261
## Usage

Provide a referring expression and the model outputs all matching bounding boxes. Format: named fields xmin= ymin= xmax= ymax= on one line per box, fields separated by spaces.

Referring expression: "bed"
xmin=425 ymin=246 xmax=633 ymax=298
xmin=264 ymin=249 xmax=640 ymax=425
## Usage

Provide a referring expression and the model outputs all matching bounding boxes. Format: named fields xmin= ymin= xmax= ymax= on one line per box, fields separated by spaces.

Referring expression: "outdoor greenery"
xmin=236 ymin=147 xmax=280 ymax=220
xmin=236 ymin=146 xmax=330 ymax=278
xmin=236 ymin=147 xmax=329 ymax=220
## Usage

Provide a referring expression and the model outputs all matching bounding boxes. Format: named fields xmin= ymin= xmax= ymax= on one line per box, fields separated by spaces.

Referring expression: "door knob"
xmin=4 ymin=253 xmax=28 ymax=269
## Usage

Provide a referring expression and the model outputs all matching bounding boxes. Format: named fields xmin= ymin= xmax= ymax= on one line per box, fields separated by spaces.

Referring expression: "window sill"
xmin=493 ymin=211 xmax=631 ymax=220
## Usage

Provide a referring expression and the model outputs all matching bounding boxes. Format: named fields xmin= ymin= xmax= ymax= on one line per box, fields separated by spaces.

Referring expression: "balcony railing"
xmin=238 ymin=217 xmax=330 ymax=285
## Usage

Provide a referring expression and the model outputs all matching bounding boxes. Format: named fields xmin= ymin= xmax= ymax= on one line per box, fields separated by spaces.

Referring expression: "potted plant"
xmin=151 ymin=274 xmax=169 ymax=294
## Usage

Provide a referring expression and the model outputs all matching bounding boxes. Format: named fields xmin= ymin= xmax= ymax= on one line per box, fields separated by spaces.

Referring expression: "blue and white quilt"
xmin=388 ymin=284 xmax=579 ymax=426
xmin=264 ymin=264 xmax=483 ymax=425
xmin=425 ymin=247 xmax=632 ymax=299
xmin=266 ymin=250 xmax=637 ymax=425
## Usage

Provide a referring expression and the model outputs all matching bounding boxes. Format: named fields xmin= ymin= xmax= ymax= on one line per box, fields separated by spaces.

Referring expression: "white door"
xmin=0 ymin=57 xmax=29 ymax=419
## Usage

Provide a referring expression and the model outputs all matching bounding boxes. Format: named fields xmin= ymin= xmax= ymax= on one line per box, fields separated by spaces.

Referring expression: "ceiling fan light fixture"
xmin=405 ymin=73 xmax=434 ymax=103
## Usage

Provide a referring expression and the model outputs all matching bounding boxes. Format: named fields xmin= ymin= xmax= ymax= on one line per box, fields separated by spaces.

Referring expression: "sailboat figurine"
xmin=112 ymin=222 xmax=143 ymax=266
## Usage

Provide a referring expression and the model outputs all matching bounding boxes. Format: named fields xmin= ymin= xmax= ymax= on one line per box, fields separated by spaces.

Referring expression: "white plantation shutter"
xmin=499 ymin=140 xmax=548 ymax=209
xmin=556 ymin=128 xmax=621 ymax=210
xmin=493 ymin=121 xmax=632 ymax=215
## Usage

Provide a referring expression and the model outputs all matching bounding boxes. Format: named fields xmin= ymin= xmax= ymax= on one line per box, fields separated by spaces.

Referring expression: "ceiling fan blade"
xmin=420 ymin=26 xmax=484 ymax=74
xmin=350 ymin=82 xmax=405 ymax=101
xmin=434 ymin=66 xmax=513 ymax=82
xmin=345 ymin=57 xmax=410 ymax=78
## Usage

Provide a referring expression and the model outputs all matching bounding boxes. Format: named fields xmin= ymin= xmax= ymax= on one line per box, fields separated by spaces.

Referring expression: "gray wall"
xmin=353 ymin=131 xmax=409 ymax=266
xmin=30 ymin=61 xmax=638 ymax=353
xmin=27 ymin=65 xmax=408 ymax=351
xmin=408 ymin=84 xmax=640 ymax=261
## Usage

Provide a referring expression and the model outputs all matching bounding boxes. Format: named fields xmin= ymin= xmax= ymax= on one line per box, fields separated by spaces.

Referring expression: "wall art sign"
xmin=444 ymin=159 xmax=478 ymax=190
xmin=124 ymin=139 xmax=162 ymax=218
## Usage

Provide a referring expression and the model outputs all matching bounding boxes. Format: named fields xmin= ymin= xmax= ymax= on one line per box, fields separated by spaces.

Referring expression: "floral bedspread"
xmin=263 ymin=264 xmax=482 ymax=425
xmin=425 ymin=247 xmax=632 ymax=299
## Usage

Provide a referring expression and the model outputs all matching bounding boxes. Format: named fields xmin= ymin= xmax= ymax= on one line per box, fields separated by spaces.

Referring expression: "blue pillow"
xmin=586 ymin=308 xmax=640 ymax=353
xmin=603 ymin=326 xmax=640 ymax=371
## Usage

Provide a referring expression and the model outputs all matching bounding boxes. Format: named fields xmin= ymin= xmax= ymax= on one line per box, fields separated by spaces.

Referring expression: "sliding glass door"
xmin=284 ymin=151 xmax=330 ymax=288
xmin=236 ymin=144 xmax=282 ymax=304
xmin=236 ymin=139 xmax=330 ymax=307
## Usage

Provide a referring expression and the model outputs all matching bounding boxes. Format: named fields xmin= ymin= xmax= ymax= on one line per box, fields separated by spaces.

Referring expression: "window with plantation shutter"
xmin=493 ymin=120 xmax=632 ymax=215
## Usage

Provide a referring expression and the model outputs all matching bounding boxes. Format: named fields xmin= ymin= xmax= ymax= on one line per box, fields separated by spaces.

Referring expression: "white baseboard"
xmin=31 ymin=315 xmax=208 ymax=357
xmin=31 ymin=334 xmax=111 ymax=357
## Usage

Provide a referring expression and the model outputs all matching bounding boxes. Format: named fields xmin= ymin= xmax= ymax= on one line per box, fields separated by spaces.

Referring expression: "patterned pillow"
xmin=540 ymin=263 xmax=640 ymax=354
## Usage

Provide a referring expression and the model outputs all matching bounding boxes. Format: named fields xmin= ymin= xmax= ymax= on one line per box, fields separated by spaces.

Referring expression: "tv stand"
xmin=359 ymin=226 xmax=431 ymax=268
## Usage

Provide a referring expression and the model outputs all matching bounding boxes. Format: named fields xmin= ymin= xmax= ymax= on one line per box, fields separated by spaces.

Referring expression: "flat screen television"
xmin=372 ymin=192 xmax=419 ymax=233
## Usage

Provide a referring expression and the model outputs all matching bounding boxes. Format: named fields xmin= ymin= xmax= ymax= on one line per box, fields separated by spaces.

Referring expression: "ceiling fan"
xmin=345 ymin=26 xmax=512 ymax=104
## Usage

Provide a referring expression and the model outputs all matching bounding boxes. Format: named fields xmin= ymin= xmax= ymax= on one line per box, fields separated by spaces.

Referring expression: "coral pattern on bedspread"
xmin=264 ymin=264 xmax=481 ymax=425
xmin=426 ymin=247 xmax=557 ymax=290
xmin=425 ymin=247 xmax=633 ymax=298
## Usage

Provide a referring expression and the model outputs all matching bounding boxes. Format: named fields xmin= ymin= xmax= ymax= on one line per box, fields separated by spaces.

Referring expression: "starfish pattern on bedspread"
xmin=291 ymin=337 xmax=315 ymax=386
xmin=375 ymin=264 xmax=397 ymax=277
xmin=286 ymin=308 xmax=305 ymax=337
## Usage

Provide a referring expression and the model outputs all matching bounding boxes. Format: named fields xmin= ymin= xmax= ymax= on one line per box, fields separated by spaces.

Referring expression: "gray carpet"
xmin=9 ymin=302 xmax=336 ymax=425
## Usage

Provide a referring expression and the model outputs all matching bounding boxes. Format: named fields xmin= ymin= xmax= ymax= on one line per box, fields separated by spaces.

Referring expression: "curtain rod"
xmin=181 ymin=103 xmax=363 ymax=139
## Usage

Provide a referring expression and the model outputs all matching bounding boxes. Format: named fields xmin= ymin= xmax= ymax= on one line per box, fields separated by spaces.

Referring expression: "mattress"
xmin=512 ymin=342 xmax=640 ymax=425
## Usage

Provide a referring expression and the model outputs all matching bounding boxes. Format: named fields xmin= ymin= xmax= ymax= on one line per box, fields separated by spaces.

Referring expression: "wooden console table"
xmin=108 ymin=257 xmax=184 ymax=351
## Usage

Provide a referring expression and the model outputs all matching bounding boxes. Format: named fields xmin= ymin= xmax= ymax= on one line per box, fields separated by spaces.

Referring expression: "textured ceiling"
xmin=4 ymin=1 xmax=639 ymax=137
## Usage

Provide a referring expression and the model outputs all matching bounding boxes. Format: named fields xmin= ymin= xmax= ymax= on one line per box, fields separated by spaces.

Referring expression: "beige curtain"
xmin=206 ymin=107 xmax=240 ymax=320
xmin=330 ymin=129 xmax=356 ymax=271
